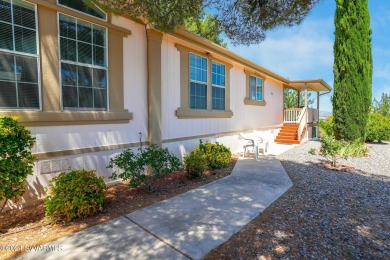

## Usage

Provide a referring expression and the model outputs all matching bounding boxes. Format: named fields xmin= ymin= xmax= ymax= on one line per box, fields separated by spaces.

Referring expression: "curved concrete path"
xmin=19 ymin=157 xmax=292 ymax=260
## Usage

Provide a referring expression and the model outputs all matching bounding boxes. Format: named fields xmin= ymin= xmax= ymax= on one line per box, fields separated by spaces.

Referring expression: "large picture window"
xmin=212 ymin=61 xmax=225 ymax=110
xmin=0 ymin=0 xmax=39 ymax=109
xmin=59 ymin=14 xmax=108 ymax=110
xmin=189 ymin=53 xmax=207 ymax=110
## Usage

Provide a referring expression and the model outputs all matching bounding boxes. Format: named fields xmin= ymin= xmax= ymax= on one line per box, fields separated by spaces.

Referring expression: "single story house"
xmin=0 ymin=0 xmax=331 ymax=209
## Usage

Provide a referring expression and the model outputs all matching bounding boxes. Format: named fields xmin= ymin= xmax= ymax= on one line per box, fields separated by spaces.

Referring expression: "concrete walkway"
xmin=19 ymin=157 xmax=292 ymax=260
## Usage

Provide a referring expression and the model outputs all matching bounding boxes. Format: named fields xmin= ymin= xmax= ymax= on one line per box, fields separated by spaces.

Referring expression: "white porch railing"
xmin=284 ymin=108 xmax=302 ymax=123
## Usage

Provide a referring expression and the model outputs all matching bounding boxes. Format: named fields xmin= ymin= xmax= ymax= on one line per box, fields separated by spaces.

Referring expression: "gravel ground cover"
xmin=206 ymin=141 xmax=390 ymax=259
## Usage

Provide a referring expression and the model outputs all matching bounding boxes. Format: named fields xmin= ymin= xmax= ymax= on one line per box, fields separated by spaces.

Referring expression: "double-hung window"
xmin=0 ymin=0 xmax=39 ymax=109
xmin=189 ymin=53 xmax=207 ymax=110
xmin=212 ymin=61 xmax=225 ymax=110
xmin=59 ymin=13 xmax=108 ymax=110
xmin=250 ymin=75 xmax=263 ymax=101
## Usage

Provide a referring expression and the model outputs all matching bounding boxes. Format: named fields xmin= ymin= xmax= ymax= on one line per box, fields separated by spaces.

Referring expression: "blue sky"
xmin=228 ymin=0 xmax=390 ymax=112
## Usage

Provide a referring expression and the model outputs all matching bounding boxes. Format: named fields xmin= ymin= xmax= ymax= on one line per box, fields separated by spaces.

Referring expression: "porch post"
xmin=297 ymin=90 xmax=301 ymax=107
xmin=304 ymin=83 xmax=308 ymax=107
xmin=317 ymin=92 xmax=320 ymax=110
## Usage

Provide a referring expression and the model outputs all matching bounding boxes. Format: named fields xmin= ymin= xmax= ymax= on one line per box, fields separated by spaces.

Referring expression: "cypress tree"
xmin=333 ymin=0 xmax=372 ymax=141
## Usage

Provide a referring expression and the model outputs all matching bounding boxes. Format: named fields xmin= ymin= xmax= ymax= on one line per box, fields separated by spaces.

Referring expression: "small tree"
xmin=372 ymin=93 xmax=390 ymax=116
xmin=0 ymin=117 xmax=35 ymax=212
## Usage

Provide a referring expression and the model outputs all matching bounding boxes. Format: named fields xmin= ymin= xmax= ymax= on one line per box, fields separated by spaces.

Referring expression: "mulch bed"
xmin=0 ymin=157 xmax=237 ymax=260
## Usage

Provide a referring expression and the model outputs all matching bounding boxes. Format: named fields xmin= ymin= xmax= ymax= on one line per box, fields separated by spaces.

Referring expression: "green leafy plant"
xmin=184 ymin=149 xmax=208 ymax=179
xmin=320 ymin=135 xmax=352 ymax=167
xmin=198 ymin=140 xmax=232 ymax=170
xmin=308 ymin=148 xmax=316 ymax=155
xmin=44 ymin=170 xmax=107 ymax=221
xmin=0 ymin=117 xmax=36 ymax=213
xmin=348 ymin=139 xmax=369 ymax=157
xmin=365 ymin=113 xmax=390 ymax=142
xmin=108 ymin=145 xmax=181 ymax=191
xmin=319 ymin=115 xmax=334 ymax=137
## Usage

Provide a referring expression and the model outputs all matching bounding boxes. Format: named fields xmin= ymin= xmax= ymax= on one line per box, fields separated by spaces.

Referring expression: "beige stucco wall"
xmin=161 ymin=34 xmax=284 ymax=141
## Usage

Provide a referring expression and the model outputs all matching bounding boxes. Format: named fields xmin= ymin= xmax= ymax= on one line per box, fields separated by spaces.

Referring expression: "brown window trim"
xmin=175 ymin=43 xmax=233 ymax=119
xmin=0 ymin=0 xmax=133 ymax=126
xmin=244 ymin=69 xmax=266 ymax=106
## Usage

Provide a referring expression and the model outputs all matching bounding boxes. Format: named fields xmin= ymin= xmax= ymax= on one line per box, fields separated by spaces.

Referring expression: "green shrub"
xmin=319 ymin=115 xmax=334 ymax=137
xmin=320 ymin=135 xmax=352 ymax=167
xmin=184 ymin=149 xmax=208 ymax=179
xmin=348 ymin=139 xmax=369 ymax=157
xmin=320 ymin=136 xmax=368 ymax=167
xmin=365 ymin=113 xmax=390 ymax=142
xmin=198 ymin=140 xmax=232 ymax=170
xmin=108 ymin=145 xmax=181 ymax=191
xmin=44 ymin=170 xmax=106 ymax=221
xmin=0 ymin=117 xmax=36 ymax=213
xmin=308 ymin=148 xmax=316 ymax=155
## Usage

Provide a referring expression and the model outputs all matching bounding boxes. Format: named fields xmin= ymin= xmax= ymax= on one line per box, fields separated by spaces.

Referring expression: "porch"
xmin=275 ymin=79 xmax=331 ymax=144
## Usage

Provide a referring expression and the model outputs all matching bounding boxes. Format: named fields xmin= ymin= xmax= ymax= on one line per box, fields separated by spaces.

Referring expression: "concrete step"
xmin=274 ymin=138 xmax=300 ymax=144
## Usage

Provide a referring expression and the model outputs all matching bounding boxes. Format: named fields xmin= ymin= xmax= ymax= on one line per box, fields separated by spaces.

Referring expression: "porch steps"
xmin=275 ymin=124 xmax=300 ymax=144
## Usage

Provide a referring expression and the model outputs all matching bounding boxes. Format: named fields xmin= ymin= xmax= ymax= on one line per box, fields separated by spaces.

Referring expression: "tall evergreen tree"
xmin=332 ymin=0 xmax=372 ymax=141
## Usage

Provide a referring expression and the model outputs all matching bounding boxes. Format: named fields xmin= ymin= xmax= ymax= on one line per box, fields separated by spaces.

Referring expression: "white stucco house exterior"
xmin=0 ymin=0 xmax=331 ymax=208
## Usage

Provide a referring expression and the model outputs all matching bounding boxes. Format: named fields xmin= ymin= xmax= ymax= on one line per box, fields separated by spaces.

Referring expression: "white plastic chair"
xmin=239 ymin=133 xmax=268 ymax=160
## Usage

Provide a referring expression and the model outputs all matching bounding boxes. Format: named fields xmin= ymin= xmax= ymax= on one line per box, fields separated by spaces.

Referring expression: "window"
xmin=250 ymin=75 xmax=263 ymax=101
xmin=0 ymin=0 xmax=39 ymax=109
xmin=175 ymin=44 xmax=232 ymax=118
xmin=59 ymin=14 xmax=108 ymax=110
xmin=58 ymin=0 xmax=107 ymax=20
xmin=189 ymin=53 xmax=207 ymax=110
xmin=212 ymin=61 xmax=225 ymax=110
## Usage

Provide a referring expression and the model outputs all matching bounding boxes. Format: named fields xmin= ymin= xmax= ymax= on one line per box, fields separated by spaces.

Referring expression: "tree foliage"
xmin=185 ymin=12 xmax=227 ymax=48
xmin=208 ymin=0 xmax=320 ymax=45
xmin=284 ymin=88 xmax=315 ymax=109
xmin=372 ymin=93 xmax=390 ymax=116
xmin=332 ymin=0 xmax=372 ymax=141
xmin=91 ymin=0 xmax=203 ymax=31
xmin=0 ymin=117 xmax=35 ymax=212
xmin=91 ymin=0 xmax=319 ymax=45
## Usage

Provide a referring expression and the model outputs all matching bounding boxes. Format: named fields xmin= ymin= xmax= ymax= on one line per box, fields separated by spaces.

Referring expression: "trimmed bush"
xmin=184 ymin=149 xmax=208 ymax=179
xmin=198 ymin=140 xmax=232 ymax=170
xmin=0 ymin=117 xmax=36 ymax=213
xmin=365 ymin=113 xmax=390 ymax=142
xmin=108 ymin=145 xmax=181 ymax=191
xmin=44 ymin=170 xmax=107 ymax=221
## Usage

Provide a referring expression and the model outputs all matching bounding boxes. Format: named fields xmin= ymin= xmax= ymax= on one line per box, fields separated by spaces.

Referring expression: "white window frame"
xmin=189 ymin=52 xmax=208 ymax=110
xmin=0 ymin=0 xmax=41 ymax=111
xmin=211 ymin=61 xmax=226 ymax=111
xmin=250 ymin=75 xmax=264 ymax=101
xmin=57 ymin=12 xmax=109 ymax=111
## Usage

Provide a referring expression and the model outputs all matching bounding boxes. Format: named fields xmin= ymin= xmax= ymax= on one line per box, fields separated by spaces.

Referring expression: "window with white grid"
xmin=0 ymin=0 xmax=39 ymax=109
xmin=212 ymin=61 xmax=225 ymax=110
xmin=59 ymin=13 xmax=108 ymax=110
xmin=250 ymin=75 xmax=263 ymax=101
xmin=189 ymin=53 xmax=207 ymax=110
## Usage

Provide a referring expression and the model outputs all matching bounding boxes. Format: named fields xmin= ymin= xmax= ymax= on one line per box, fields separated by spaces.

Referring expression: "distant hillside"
xmin=319 ymin=111 xmax=332 ymax=118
